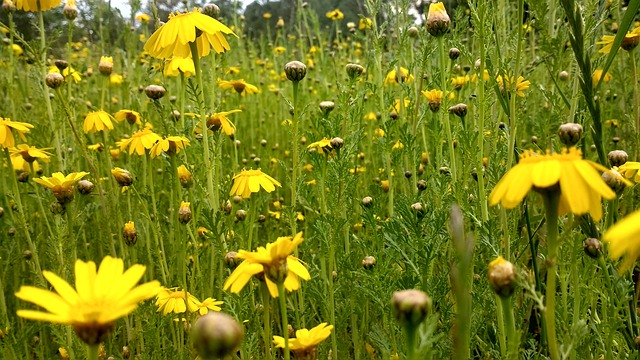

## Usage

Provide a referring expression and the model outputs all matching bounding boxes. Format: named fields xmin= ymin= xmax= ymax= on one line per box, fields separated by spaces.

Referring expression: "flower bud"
xmin=583 ymin=237 xmax=602 ymax=259
xmin=330 ymin=137 xmax=344 ymax=149
xmin=381 ymin=180 xmax=390 ymax=192
xmin=77 ymin=180 xmax=94 ymax=195
xmin=284 ymin=61 xmax=307 ymax=82
xmin=45 ymin=73 xmax=65 ymax=89
xmin=145 ymin=84 xmax=166 ymax=100
xmin=123 ymin=221 xmax=138 ymax=246
xmin=235 ymin=209 xmax=247 ymax=222
xmin=608 ymin=150 xmax=628 ymax=167
xmin=448 ymin=103 xmax=468 ymax=118
xmin=391 ymin=289 xmax=431 ymax=327
xmin=601 ymin=168 xmax=627 ymax=194
xmin=407 ymin=26 xmax=419 ymax=38
xmin=224 ymin=251 xmax=241 ymax=269
xmin=417 ymin=180 xmax=427 ymax=191
xmin=202 ymin=3 xmax=220 ymax=18
xmin=559 ymin=71 xmax=569 ymax=81
xmin=426 ymin=2 xmax=450 ymax=37
xmin=449 ymin=47 xmax=461 ymax=60
xmin=488 ymin=256 xmax=516 ymax=297
xmin=177 ymin=165 xmax=193 ymax=188
xmin=98 ymin=56 xmax=113 ymax=75
xmin=557 ymin=122 xmax=583 ymax=146
xmin=2 ymin=0 xmax=16 ymax=12
xmin=63 ymin=1 xmax=78 ymax=20
xmin=50 ymin=201 xmax=66 ymax=215
xmin=192 ymin=313 xmax=244 ymax=360
xmin=178 ymin=202 xmax=192 ymax=224
xmin=362 ymin=256 xmax=376 ymax=269
xmin=411 ymin=202 xmax=425 ymax=218
xmin=0 ymin=207 xmax=4 ymax=218
xmin=622 ymin=33 xmax=640 ymax=51
xmin=111 ymin=168 xmax=133 ymax=186
xmin=346 ymin=63 xmax=365 ymax=80
xmin=121 ymin=346 xmax=130 ymax=359
xmin=319 ymin=101 xmax=335 ymax=116
xmin=361 ymin=196 xmax=373 ymax=207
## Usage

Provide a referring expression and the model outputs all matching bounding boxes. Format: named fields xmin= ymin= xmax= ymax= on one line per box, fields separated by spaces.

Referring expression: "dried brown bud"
xmin=558 ymin=123 xmax=583 ymax=146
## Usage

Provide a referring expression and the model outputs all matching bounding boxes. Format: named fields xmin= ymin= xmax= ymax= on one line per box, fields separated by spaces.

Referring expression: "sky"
xmin=110 ymin=0 xmax=250 ymax=18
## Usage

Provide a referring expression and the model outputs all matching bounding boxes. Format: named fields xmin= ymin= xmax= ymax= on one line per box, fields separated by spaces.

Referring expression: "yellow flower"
xmin=58 ymin=347 xmax=69 ymax=360
xmin=11 ymin=44 xmax=23 ymax=56
xmin=227 ymin=66 xmax=240 ymax=74
xmin=364 ymin=112 xmax=377 ymax=121
xmin=33 ymin=171 xmax=89 ymax=203
xmin=391 ymin=98 xmax=411 ymax=113
xmin=98 ymin=56 xmax=114 ymax=75
xmin=10 ymin=156 xmax=41 ymax=174
xmin=195 ymin=297 xmax=223 ymax=315
xmin=426 ymin=2 xmax=450 ymax=36
xmin=155 ymin=287 xmax=200 ymax=315
xmin=109 ymin=73 xmax=123 ymax=86
xmin=15 ymin=256 xmax=160 ymax=344
xmin=83 ymin=110 xmax=115 ymax=134
xmin=10 ymin=144 xmax=52 ymax=163
xmin=273 ymin=323 xmax=333 ymax=354
xmin=489 ymin=147 xmax=621 ymax=221
xmin=422 ymin=89 xmax=443 ymax=112
xmin=597 ymin=28 xmax=640 ymax=54
xmin=593 ymin=69 xmax=612 ymax=85
xmin=14 ymin=0 xmax=61 ymax=12
xmin=326 ymin=9 xmax=344 ymax=20
xmin=223 ymin=232 xmax=310 ymax=297
xmin=206 ymin=109 xmax=241 ymax=136
xmin=0 ymin=118 xmax=33 ymax=148
xmin=273 ymin=46 xmax=286 ymax=54
xmin=359 ymin=18 xmax=372 ymax=30
xmin=164 ymin=57 xmax=195 ymax=77
xmin=451 ymin=75 xmax=470 ymax=89
xmin=117 ymin=128 xmax=162 ymax=156
xmin=49 ymin=66 xmax=82 ymax=83
xmin=603 ymin=210 xmax=640 ymax=271
xmin=114 ymin=110 xmax=142 ymax=126
xmin=230 ymin=168 xmax=281 ymax=198
xmin=149 ymin=135 xmax=190 ymax=158
xmin=385 ymin=67 xmax=414 ymax=85
xmin=177 ymin=165 xmax=192 ymax=187
xmin=263 ymin=12 xmax=272 ymax=19
xmin=144 ymin=8 xmax=236 ymax=59
xmin=496 ymin=74 xmax=530 ymax=97
xmin=111 ymin=167 xmax=133 ymax=186
xmin=307 ymin=138 xmax=332 ymax=154
xmin=135 ymin=13 xmax=151 ymax=22
xmin=392 ymin=140 xmax=404 ymax=150
xmin=218 ymin=79 xmax=260 ymax=95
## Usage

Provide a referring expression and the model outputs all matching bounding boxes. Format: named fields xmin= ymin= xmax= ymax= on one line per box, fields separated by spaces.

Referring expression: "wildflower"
xmin=135 ymin=13 xmax=150 ymax=22
xmin=422 ymin=89 xmax=443 ymax=112
xmin=0 ymin=118 xmax=33 ymax=148
xmin=391 ymin=98 xmax=411 ymax=113
xmin=207 ymin=110 xmax=241 ymax=136
xmin=263 ymin=12 xmax=271 ymax=19
xmin=392 ymin=140 xmax=404 ymax=151
xmin=359 ymin=17 xmax=372 ymax=30
xmin=593 ymin=70 xmax=612 ymax=85
xmin=227 ymin=66 xmax=240 ymax=74
xmin=111 ymin=167 xmax=133 ymax=186
xmin=385 ymin=67 xmax=414 ymax=85
xmin=195 ymin=297 xmax=224 ymax=315
xmin=83 ymin=111 xmax=115 ymax=134
xmin=10 ymin=155 xmax=41 ymax=174
xmin=451 ymin=75 xmax=469 ymax=89
xmin=109 ymin=74 xmax=123 ymax=86
xmin=597 ymin=28 xmax=640 ymax=53
xmin=192 ymin=313 xmax=244 ymax=360
xmin=496 ymin=74 xmax=530 ymax=97
xmin=14 ymin=0 xmax=62 ymax=12
xmin=149 ymin=135 xmax=190 ymax=158
xmin=273 ymin=323 xmax=333 ymax=357
xmin=223 ymin=232 xmax=310 ymax=297
xmin=487 ymin=256 xmax=516 ymax=297
xmin=426 ymin=2 xmax=450 ymax=37
xmin=10 ymin=144 xmax=52 ymax=163
xmin=603 ymin=210 xmax=640 ymax=271
xmin=123 ymin=221 xmax=137 ymax=246
xmin=177 ymin=165 xmax=192 ymax=188
xmin=48 ymin=65 xmax=82 ymax=83
xmin=164 ymin=57 xmax=195 ymax=77
xmin=284 ymin=61 xmax=307 ymax=82
xmin=114 ymin=110 xmax=142 ymax=126
xmin=98 ymin=56 xmax=114 ymax=75
xmin=155 ymin=287 xmax=200 ymax=315
xmin=391 ymin=290 xmax=431 ymax=327
xmin=273 ymin=46 xmax=286 ymax=54
xmin=178 ymin=201 xmax=192 ymax=224
xmin=15 ymin=256 xmax=160 ymax=344
xmin=229 ymin=168 xmax=281 ymax=199
xmin=117 ymin=128 xmax=162 ymax=156
xmin=619 ymin=161 xmax=640 ymax=182
xmin=326 ymin=9 xmax=344 ymax=20
xmin=144 ymin=8 xmax=236 ymax=59
xmin=307 ymin=138 xmax=332 ymax=154
xmin=218 ymin=79 xmax=259 ymax=95
xmin=489 ymin=147 xmax=620 ymax=221
xmin=11 ymin=44 xmax=22 ymax=56
xmin=33 ymin=172 xmax=89 ymax=203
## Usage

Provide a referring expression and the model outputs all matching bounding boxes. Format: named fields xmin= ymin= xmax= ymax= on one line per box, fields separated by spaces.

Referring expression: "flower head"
xmin=33 ymin=172 xmax=89 ymax=203
xmin=223 ymin=232 xmax=310 ymax=297
xmin=207 ymin=110 xmax=241 ymax=136
xmin=0 ymin=118 xmax=33 ymax=148
xmin=597 ymin=28 xmax=640 ymax=54
xmin=48 ymin=65 xmax=82 ymax=83
xmin=155 ymin=287 xmax=200 ymax=315
xmin=14 ymin=0 xmax=61 ymax=12
xmin=489 ymin=147 xmax=621 ymax=221
xmin=426 ymin=2 xmax=450 ymax=37
xmin=164 ymin=57 xmax=195 ymax=77
xmin=195 ymin=297 xmax=224 ymax=315
xmin=307 ymin=138 xmax=333 ymax=155
xmin=218 ymin=79 xmax=259 ymax=95
xmin=603 ymin=210 xmax=640 ymax=271
xmin=230 ymin=168 xmax=281 ymax=199
xmin=326 ymin=9 xmax=344 ymax=21
xmin=117 ymin=128 xmax=162 ymax=156
xmin=114 ymin=110 xmax=142 ymax=126
xmin=10 ymin=144 xmax=52 ymax=163
xmin=422 ymin=89 xmax=443 ymax=112
xmin=273 ymin=323 xmax=333 ymax=356
xmin=359 ymin=18 xmax=372 ymax=30
xmin=83 ymin=111 xmax=115 ymax=134
xmin=149 ymin=135 xmax=190 ymax=158
xmin=144 ymin=8 xmax=236 ymax=59
xmin=15 ymin=256 xmax=160 ymax=344
xmin=135 ymin=13 xmax=151 ymax=22
xmin=593 ymin=69 xmax=612 ymax=85
xmin=496 ymin=74 xmax=530 ymax=97
xmin=385 ymin=67 xmax=414 ymax=85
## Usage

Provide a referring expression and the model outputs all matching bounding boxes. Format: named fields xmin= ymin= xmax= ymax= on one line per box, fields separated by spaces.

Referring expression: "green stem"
xmin=542 ymin=190 xmax=560 ymax=360
xmin=438 ymin=37 xmax=456 ymax=186
xmin=290 ymin=80 xmax=300 ymax=234
xmin=500 ymin=296 xmax=517 ymax=360
xmin=404 ymin=324 xmax=417 ymax=360
xmin=87 ymin=345 xmax=99 ymax=360
xmin=277 ymin=282 xmax=290 ymax=360
xmin=476 ymin=4 xmax=489 ymax=222
xmin=630 ymin=51 xmax=639 ymax=161
xmin=261 ymin=284 xmax=272 ymax=360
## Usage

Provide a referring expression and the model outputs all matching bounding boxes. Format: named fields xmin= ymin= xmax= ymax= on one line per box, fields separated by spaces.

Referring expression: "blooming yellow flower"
xmin=10 ymin=144 xmax=52 ymax=163
xmin=227 ymin=66 xmax=240 ymax=74
xmin=426 ymin=2 xmax=450 ymax=37
xmin=11 ymin=44 xmax=23 ymax=56
xmin=135 ymin=13 xmax=151 ymax=22
xmin=33 ymin=171 xmax=89 ymax=203
xmin=392 ymin=140 xmax=404 ymax=151
xmin=496 ymin=74 xmax=530 ymax=97
xmin=597 ymin=28 xmax=640 ymax=54
xmin=48 ymin=65 xmax=82 ymax=83
xmin=155 ymin=288 xmax=200 ymax=315
xmin=359 ymin=17 xmax=372 ymax=30
xmin=218 ymin=79 xmax=259 ymax=95
xmin=109 ymin=74 xmax=123 ymax=86
xmin=117 ymin=128 xmax=162 ymax=156
xmin=144 ymin=8 xmax=236 ymax=59
xmin=223 ymin=232 xmax=310 ymax=297
xmin=177 ymin=165 xmax=192 ymax=187
xmin=83 ymin=111 xmax=115 ymax=134
xmin=14 ymin=0 xmax=61 ymax=12
xmin=15 ymin=256 xmax=160 ymax=344
xmin=391 ymin=98 xmax=411 ymax=113
xmin=195 ymin=297 xmax=224 ymax=315
xmin=489 ymin=147 xmax=621 ymax=221
xmin=10 ymin=155 xmax=41 ymax=174
xmin=619 ymin=161 xmax=640 ymax=182
xmin=307 ymin=138 xmax=332 ymax=154
xmin=164 ymin=57 xmax=195 ymax=77
xmin=0 ymin=118 xmax=33 ymax=148
xmin=451 ymin=75 xmax=470 ymax=89
xmin=111 ymin=167 xmax=133 ymax=186
xmin=206 ymin=109 xmax=241 ymax=136
xmin=385 ymin=67 xmax=414 ymax=85
xmin=114 ymin=110 xmax=142 ymax=126
xmin=326 ymin=9 xmax=344 ymax=21
xmin=593 ymin=69 xmax=612 ymax=85
xmin=149 ymin=135 xmax=190 ymax=158
xmin=230 ymin=168 xmax=281 ymax=198
xmin=263 ymin=12 xmax=272 ymax=19
xmin=273 ymin=323 xmax=333 ymax=354
xmin=603 ymin=210 xmax=640 ymax=271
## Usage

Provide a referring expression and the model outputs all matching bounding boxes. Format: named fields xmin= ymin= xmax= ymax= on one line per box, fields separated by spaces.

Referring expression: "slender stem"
xmin=542 ymin=190 xmax=560 ymax=360
xmin=277 ymin=282 xmax=290 ymax=360
xmin=261 ymin=284 xmax=272 ymax=360
xmin=87 ymin=345 xmax=99 ymax=360
xmin=404 ymin=324 xmax=417 ymax=360
xmin=290 ymin=80 xmax=300 ymax=234
xmin=476 ymin=4 xmax=489 ymax=222
xmin=438 ymin=36 xmax=456 ymax=186
xmin=630 ymin=51 xmax=639 ymax=161
xmin=500 ymin=296 xmax=517 ymax=359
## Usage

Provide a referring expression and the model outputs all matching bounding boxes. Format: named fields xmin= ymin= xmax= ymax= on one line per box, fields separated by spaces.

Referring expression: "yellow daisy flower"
xmin=307 ymin=138 xmax=332 ymax=154
xmin=229 ymin=168 xmax=281 ymax=199
xmin=597 ymin=27 xmax=640 ymax=54
xmin=206 ymin=109 xmax=241 ymax=136
xmin=384 ymin=67 xmax=414 ymax=85
xmin=15 ymin=256 xmax=160 ymax=344
xmin=114 ymin=110 xmax=142 ymax=126
xmin=135 ymin=13 xmax=151 ymax=22
xmin=0 ymin=118 xmax=33 ymax=148
xmin=326 ymin=9 xmax=344 ymax=20
xmin=10 ymin=144 xmax=52 ymax=163
xmin=603 ymin=210 xmax=640 ymax=271
xmin=83 ymin=111 xmax=115 ymax=134
xmin=273 ymin=323 xmax=333 ymax=354
xmin=218 ymin=79 xmax=260 ymax=96
xmin=593 ymin=69 xmax=612 ymax=85
xmin=155 ymin=287 xmax=200 ymax=315
xmin=33 ymin=171 xmax=89 ymax=203
xmin=164 ymin=57 xmax=195 ymax=77
xmin=149 ymin=135 xmax=190 ymax=158
xmin=195 ymin=297 xmax=224 ymax=315
xmin=48 ymin=65 xmax=82 ymax=83
xmin=14 ymin=0 xmax=62 ymax=12
xmin=117 ymin=128 xmax=162 ymax=156
xmin=496 ymin=74 xmax=531 ymax=97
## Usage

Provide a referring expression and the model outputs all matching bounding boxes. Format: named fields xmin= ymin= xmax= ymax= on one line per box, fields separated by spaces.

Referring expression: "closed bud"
xmin=192 ymin=313 xmax=244 ymax=360
xmin=178 ymin=202 xmax=192 ymax=224
xmin=362 ymin=255 xmax=376 ymax=269
xmin=235 ymin=209 xmax=247 ymax=222
xmin=448 ymin=103 xmax=468 ymax=118
xmin=98 ymin=56 xmax=113 ymax=75
xmin=284 ymin=61 xmax=307 ymax=82
xmin=601 ymin=168 xmax=627 ymax=194
xmin=583 ymin=237 xmax=602 ymax=258
xmin=417 ymin=180 xmax=427 ymax=191
xmin=225 ymin=251 xmax=241 ymax=269
xmin=346 ymin=63 xmax=365 ymax=80
xmin=361 ymin=196 xmax=373 ymax=207
xmin=557 ymin=122 xmax=583 ymax=146
xmin=407 ymin=26 xmax=419 ymax=38
xmin=2 ymin=0 xmax=16 ymax=12
xmin=50 ymin=201 xmax=66 ymax=215
xmin=23 ymin=249 xmax=32 ymax=260
xmin=426 ymin=2 xmax=450 ymax=37
xmin=559 ymin=71 xmax=569 ymax=81
xmin=77 ymin=180 xmax=94 ymax=195
xmin=55 ymin=59 xmax=69 ymax=71
xmin=177 ymin=165 xmax=193 ymax=188
xmin=63 ymin=2 xmax=78 ymax=20
xmin=411 ymin=202 xmax=425 ymax=218
xmin=608 ymin=150 xmax=628 ymax=167
xmin=121 ymin=346 xmax=130 ymax=359
xmin=123 ymin=221 xmax=137 ymax=246
xmin=202 ymin=3 xmax=220 ymax=18
xmin=392 ymin=289 xmax=431 ymax=327
xmin=0 ymin=206 xmax=3 ymax=218
xmin=111 ymin=168 xmax=133 ymax=186
xmin=145 ymin=85 xmax=166 ymax=100
xmin=449 ymin=47 xmax=461 ymax=60
xmin=330 ymin=137 xmax=344 ymax=149
xmin=488 ymin=256 xmax=516 ymax=297
xmin=404 ymin=171 xmax=412 ymax=179
xmin=45 ymin=73 xmax=65 ymax=89
xmin=319 ymin=101 xmax=335 ymax=116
